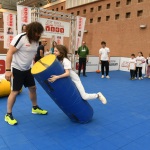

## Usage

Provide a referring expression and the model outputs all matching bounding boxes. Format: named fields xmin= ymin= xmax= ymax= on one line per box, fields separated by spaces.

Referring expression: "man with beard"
xmin=4 ymin=22 xmax=48 ymax=125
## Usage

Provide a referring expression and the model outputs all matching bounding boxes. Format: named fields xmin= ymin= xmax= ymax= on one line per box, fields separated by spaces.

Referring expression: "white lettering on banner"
xmin=39 ymin=18 xmax=70 ymax=38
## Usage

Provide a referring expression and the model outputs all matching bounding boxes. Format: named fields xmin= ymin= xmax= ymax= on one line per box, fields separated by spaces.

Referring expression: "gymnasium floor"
xmin=0 ymin=71 xmax=150 ymax=150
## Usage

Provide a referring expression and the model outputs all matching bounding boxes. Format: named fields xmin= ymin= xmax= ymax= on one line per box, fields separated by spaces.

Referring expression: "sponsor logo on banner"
xmin=109 ymin=57 xmax=120 ymax=71
xmin=75 ymin=16 xmax=86 ymax=50
xmin=0 ymin=32 xmax=4 ymax=41
xmin=17 ymin=5 xmax=31 ymax=34
xmin=54 ymin=35 xmax=63 ymax=45
xmin=121 ymin=61 xmax=129 ymax=67
xmin=3 ymin=12 xmax=16 ymax=49
xmin=7 ymin=14 xmax=13 ymax=26
xmin=21 ymin=7 xmax=28 ymax=23
xmin=0 ymin=60 xmax=5 ymax=74
xmin=39 ymin=18 xmax=70 ymax=38
xmin=6 ymin=35 xmax=14 ymax=48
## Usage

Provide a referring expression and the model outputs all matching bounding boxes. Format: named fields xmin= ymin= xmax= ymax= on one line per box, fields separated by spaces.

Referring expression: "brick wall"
xmin=1 ymin=0 xmax=149 ymax=58
xmin=46 ymin=0 xmax=150 ymax=58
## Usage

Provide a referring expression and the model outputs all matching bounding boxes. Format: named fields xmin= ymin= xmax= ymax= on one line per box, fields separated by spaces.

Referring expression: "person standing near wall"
xmin=50 ymin=41 xmax=57 ymax=54
xmin=4 ymin=22 xmax=48 ymax=126
xmin=77 ymin=41 xmax=89 ymax=77
xmin=34 ymin=39 xmax=47 ymax=62
xmin=21 ymin=24 xmax=27 ymax=33
xmin=99 ymin=41 xmax=110 ymax=79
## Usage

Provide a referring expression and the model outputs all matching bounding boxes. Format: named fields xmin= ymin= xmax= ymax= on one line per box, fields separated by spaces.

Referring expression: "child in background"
xmin=135 ymin=52 xmax=145 ymax=80
xmin=146 ymin=53 xmax=150 ymax=78
xmin=128 ymin=54 xmax=136 ymax=80
xmin=48 ymin=45 xmax=107 ymax=104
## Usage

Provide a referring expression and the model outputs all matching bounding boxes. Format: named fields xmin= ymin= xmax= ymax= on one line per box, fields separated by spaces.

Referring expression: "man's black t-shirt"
xmin=34 ymin=45 xmax=44 ymax=62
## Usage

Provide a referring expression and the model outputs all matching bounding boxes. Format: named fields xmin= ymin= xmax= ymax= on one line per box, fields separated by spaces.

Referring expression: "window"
xmin=138 ymin=0 xmax=143 ymax=2
xmin=56 ymin=8 xmax=58 ymax=11
xmin=97 ymin=17 xmax=101 ymax=22
xmin=90 ymin=7 xmax=94 ymax=12
xmin=137 ymin=10 xmax=143 ymax=16
xmin=52 ymin=17 xmax=54 ymax=20
xmin=106 ymin=16 xmax=110 ymax=21
xmin=116 ymin=1 xmax=120 ymax=7
xmin=115 ymin=14 xmax=120 ymax=20
xmin=83 ymin=9 xmax=86 ymax=14
xmin=77 ymin=11 xmax=80 ymax=15
xmin=98 ymin=5 xmax=102 ymax=11
xmin=61 ymin=6 xmax=63 ymax=10
xmin=90 ymin=18 xmax=93 ymax=23
xmin=71 ymin=12 xmax=74 ymax=15
xmin=106 ymin=3 xmax=111 ymax=9
xmin=126 ymin=12 xmax=131 ymax=18
xmin=126 ymin=0 xmax=131 ymax=5
xmin=52 ymin=9 xmax=54 ymax=11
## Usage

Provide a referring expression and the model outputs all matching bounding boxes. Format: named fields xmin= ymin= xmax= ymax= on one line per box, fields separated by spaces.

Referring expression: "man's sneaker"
xmin=5 ymin=114 xmax=17 ymax=125
xmin=32 ymin=106 xmax=48 ymax=115
xmin=97 ymin=92 xmax=107 ymax=104
xmin=106 ymin=75 xmax=110 ymax=79
xmin=101 ymin=75 xmax=105 ymax=78
xmin=140 ymin=77 xmax=143 ymax=80
xmin=139 ymin=77 xmax=141 ymax=80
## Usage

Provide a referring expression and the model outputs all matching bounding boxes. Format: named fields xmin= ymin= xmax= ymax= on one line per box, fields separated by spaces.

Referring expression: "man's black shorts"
xmin=11 ymin=68 xmax=35 ymax=91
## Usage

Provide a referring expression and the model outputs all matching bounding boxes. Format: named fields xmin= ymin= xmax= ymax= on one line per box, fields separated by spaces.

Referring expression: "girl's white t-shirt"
xmin=62 ymin=58 xmax=80 ymax=82
xmin=136 ymin=56 xmax=145 ymax=67
xmin=129 ymin=58 xmax=136 ymax=70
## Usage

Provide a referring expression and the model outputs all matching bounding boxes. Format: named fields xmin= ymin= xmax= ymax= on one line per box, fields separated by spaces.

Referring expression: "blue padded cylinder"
xmin=31 ymin=54 xmax=93 ymax=123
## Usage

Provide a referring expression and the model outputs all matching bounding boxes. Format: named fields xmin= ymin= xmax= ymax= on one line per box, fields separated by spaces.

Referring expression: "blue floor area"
xmin=0 ymin=71 xmax=150 ymax=150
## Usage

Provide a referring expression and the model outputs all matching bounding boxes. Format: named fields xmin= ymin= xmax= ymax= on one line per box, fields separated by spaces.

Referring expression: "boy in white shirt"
xmin=128 ymin=54 xmax=136 ymax=80
xmin=99 ymin=41 xmax=110 ymax=79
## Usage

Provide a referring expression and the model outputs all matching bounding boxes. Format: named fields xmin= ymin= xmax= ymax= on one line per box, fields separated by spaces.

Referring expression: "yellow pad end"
xmin=31 ymin=54 xmax=56 ymax=74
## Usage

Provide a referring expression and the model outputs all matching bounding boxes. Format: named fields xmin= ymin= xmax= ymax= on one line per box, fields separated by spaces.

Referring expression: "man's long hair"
xmin=26 ymin=22 xmax=44 ymax=43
